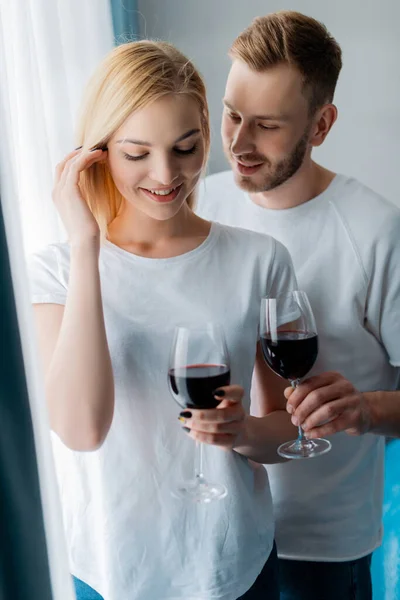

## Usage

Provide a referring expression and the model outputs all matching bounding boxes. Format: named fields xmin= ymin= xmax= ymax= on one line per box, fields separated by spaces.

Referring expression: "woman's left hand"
xmin=179 ymin=385 xmax=246 ymax=449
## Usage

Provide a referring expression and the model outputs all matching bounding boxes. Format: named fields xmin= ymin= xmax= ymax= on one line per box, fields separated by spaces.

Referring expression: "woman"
xmin=29 ymin=41 xmax=297 ymax=599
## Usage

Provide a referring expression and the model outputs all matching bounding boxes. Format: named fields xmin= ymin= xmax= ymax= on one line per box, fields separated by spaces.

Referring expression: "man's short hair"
xmin=230 ymin=11 xmax=343 ymax=113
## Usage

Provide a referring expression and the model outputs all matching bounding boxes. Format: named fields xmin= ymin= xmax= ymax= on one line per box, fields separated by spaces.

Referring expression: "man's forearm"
xmin=233 ymin=411 xmax=298 ymax=464
xmin=365 ymin=390 xmax=400 ymax=438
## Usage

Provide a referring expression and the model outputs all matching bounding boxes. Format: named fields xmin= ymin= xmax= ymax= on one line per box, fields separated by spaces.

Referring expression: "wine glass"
xmin=260 ymin=291 xmax=332 ymax=459
xmin=168 ymin=324 xmax=230 ymax=502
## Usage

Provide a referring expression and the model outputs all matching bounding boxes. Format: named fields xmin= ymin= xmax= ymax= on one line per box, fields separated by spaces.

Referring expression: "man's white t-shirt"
xmin=197 ymin=171 xmax=400 ymax=562
xmin=28 ymin=222 xmax=296 ymax=600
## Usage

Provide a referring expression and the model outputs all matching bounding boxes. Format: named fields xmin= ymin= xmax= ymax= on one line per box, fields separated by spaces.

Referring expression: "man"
xmin=197 ymin=11 xmax=400 ymax=600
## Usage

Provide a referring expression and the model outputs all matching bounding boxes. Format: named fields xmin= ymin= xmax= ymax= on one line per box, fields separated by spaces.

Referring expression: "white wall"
xmin=137 ymin=0 xmax=400 ymax=206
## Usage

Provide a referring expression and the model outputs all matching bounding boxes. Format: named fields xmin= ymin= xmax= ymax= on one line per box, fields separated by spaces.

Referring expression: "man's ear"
xmin=310 ymin=104 xmax=338 ymax=148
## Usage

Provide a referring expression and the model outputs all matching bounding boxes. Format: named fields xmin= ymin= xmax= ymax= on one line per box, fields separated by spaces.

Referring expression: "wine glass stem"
xmin=297 ymin=425 xmax=305 ymax=441
xmin=290 ymin=379 xmax=305 ymax=442
xmin=195 ymin=441 xmax=204 ymax=480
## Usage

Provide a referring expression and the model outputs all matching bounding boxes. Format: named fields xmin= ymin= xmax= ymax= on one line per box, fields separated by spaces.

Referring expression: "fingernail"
xmin=75 ymin=146 xmax=82 ymax=150
xmin=287 ymin=404 xmax=293 ymax=414
xmin=291 ymin=416 xmax=299 ymax=426
xmin=214 ymin=389 xmax=225 ymax=398
xmin=91 ymin=145 xmax=107 ymax=152
xmin=182 ymin=427 xmax=190 ymax=433
xmin=179 ymin=411 xmax=192 ymax=419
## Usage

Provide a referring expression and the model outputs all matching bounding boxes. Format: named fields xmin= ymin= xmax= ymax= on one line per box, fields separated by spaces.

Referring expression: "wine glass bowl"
xmin=260 ymin=291 xmax=332 ymax=459
xmin=168 ymin=324 xmax=230 ymax=502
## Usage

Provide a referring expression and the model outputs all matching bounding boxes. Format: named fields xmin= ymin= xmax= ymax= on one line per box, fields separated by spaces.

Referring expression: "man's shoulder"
xmin=332 ymin=175 xmax=400 ymax=228
xmin=330 ymin=176 xmax=400 ymax=243
xmin=327 ymin=175 xmax=400 ymax=250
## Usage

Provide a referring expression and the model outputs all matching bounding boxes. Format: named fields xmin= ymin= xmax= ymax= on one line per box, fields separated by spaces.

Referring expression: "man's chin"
xmin=233 ymin=170 xmax=265 ymax=193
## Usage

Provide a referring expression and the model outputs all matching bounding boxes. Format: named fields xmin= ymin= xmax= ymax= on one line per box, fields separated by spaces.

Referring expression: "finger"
xmin=54 ymin=148 xmax=83 ymax=183
xmin=61 ymin=149 xmax=106 ymax=189
xmin=305 ymin=410 xmax=360 ymax=439
xmin=183 ymin=428 xmax=237 ymax=449
xmin=187 ymin=418 xmax=243 ymax=435
xmin=287 ymin=372 xmax=342 ymax=411
xmin=214 ymin=385 xmax=244 ymax=405
xmin=284 ymin=387 xmax=294 ymax=400
xmin=300 ymin=397 xmax=358 ymax=431
xmin=291 ymin=382 xmax=345 ymax=425
xmin=180 ymin=403 xmax=244 ymax=423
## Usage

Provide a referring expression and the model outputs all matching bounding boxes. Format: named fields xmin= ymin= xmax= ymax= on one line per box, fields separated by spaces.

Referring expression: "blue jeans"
xmin=73 ymin=544 xmax=279 ymax=600
xmin=237 ymin=542 xmax=279 ymax=599
xmin=72 ymin=577 xmax=104 ymax=600
xmin=279 ymin=554 xmax=373 ymax=600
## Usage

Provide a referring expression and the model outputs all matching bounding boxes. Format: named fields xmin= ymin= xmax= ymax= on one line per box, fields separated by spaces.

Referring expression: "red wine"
xmin=260 ymin=331 xmax=318 ymax=381
xmin=168 ymin=364 xmax=231 ymax=409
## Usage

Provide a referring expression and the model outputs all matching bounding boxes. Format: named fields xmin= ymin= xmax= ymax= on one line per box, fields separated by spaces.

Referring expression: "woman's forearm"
xmin=233 ymin=411 xmax=297 ymax=464
xmin=46 ymin=242 xmax=114 ymax=451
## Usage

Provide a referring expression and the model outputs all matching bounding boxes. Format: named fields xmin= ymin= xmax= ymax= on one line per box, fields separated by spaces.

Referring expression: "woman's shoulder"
xmin=28 ymin=242 xmax=70 ymax=266
xmin=29 ymin=241 xmax=71 ymax=272
xmin=211 ymin=222 xmax=296 ymax=294
xmin=27 ymin=242 xmax=71 ymax=303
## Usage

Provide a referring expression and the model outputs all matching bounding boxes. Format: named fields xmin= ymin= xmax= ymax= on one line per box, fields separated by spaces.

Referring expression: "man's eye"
xmin=124 ymin=153 xmax=148 ymax=161
xmin=258 ymin=125 xmax=279 ymax=131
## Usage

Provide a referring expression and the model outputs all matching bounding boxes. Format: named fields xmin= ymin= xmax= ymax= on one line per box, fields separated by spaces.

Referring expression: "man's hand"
xmin=285 ymin=371 xmax=371 ymax=438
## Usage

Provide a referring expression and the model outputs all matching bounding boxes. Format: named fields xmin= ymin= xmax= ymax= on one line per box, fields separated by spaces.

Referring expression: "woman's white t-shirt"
xmin=28 ymin=222 xmax=296 ymax=600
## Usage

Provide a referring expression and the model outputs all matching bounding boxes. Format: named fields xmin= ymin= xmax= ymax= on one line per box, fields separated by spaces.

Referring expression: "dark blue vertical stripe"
xmin=0 ymin=197 xmax=53 ymax=599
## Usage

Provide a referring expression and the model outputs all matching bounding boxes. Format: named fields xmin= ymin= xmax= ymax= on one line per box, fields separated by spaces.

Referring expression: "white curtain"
xmin=0 ymin=0 xmax=115 ymax=255
xmin=0 ymin=2 xmax=115 ymax=598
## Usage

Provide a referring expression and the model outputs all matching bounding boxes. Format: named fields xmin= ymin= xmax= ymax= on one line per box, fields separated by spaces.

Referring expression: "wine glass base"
xmin=172 ymin=477 xmax=228 ymax=503
xmin=278 ymin=438 xmax=332 ymax=460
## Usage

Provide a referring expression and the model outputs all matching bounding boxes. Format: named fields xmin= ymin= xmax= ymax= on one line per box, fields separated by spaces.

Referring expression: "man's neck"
xmin=248 ymin=161 xmax=337 ymax=210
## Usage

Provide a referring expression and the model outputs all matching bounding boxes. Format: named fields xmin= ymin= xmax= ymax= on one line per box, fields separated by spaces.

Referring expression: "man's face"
xmin=222 ymin=60 xmax=313 ymax=193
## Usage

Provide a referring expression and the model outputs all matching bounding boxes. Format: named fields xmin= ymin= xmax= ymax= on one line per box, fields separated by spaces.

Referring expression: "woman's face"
xmin=107 ymin=94 xmax=206 ymax=221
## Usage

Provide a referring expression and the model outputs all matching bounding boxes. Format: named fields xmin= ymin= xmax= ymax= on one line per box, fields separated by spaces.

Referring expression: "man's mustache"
xmin=231 ymin=152 xmax=268 ymax=165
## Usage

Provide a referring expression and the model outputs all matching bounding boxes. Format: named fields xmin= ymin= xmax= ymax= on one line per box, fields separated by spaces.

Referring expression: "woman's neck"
xmin=107 ymin=201 xmax=211 ymax=259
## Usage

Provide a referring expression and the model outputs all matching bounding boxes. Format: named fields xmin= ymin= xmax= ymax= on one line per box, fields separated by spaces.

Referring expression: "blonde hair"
xmin=230 ymin=11 xmax=342 ymax=113
xmin=75 ymin=41 xmax=210 ymax=238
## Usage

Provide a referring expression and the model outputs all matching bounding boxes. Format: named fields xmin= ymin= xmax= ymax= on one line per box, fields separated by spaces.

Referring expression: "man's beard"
xmin=228 ymin=127 xmax=311 ymax=193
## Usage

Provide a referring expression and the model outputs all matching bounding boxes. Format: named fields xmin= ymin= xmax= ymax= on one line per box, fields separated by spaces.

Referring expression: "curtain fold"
xmin=0 ymin=0 xmax=115 ymax=255
xmin=0 ymin=55 xmax=77 ymax=597
xmin=0 ymin=2 xmax=116 ymax=598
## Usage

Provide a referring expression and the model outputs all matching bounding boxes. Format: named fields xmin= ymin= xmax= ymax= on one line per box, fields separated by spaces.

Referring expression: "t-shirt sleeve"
xmin=27 ymin=245 xmax=68 ymax=305
xmin=267 ymin=239 xmax=298 ymax=298
xmin=365 ymin=213 xmax=400 ymax=367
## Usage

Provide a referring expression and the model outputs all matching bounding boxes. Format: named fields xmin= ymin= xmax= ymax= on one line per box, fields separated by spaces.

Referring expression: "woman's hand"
xmin=178 ymin=385 xmax=246 ymax=449
xmin=52 ymin=147 xmax=107 ymax=247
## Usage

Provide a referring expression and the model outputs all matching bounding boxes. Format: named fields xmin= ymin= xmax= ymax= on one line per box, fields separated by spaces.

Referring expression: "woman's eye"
xmin=124 ymin=153 xmax=148 ymax=161
xmin=228 ymin=112 xmax=241 ymax=121
xmin=174 ymin=145 xmax=198 ymax=156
